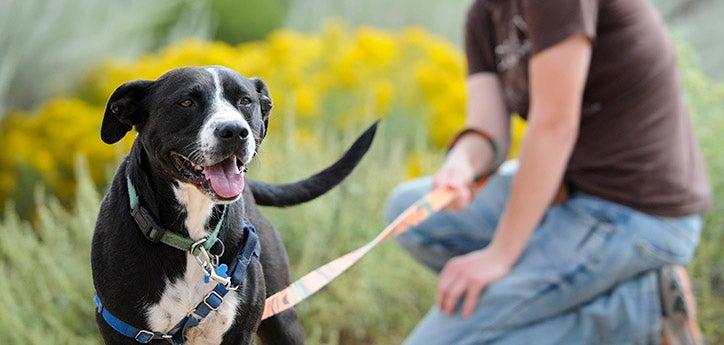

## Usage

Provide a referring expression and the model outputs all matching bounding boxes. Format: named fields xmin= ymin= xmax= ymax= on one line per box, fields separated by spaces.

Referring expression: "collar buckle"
xmin=130 ymin=207 xmax=166 ymax=242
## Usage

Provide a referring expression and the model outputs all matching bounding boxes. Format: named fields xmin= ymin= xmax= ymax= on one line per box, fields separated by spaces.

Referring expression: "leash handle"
xmin=261 ymin=175 xmax=491 ymax=320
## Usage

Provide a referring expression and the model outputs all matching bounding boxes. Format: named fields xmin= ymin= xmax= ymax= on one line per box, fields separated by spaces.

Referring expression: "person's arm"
xmin=437 ymin=34 xmax=592 ymax=317
xmin=434 ymin=73 xmax=509 ymax=210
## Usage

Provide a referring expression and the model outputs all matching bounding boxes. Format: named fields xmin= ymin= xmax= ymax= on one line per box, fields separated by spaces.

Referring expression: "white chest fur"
xmin=145 ymin=183 xmax=239 ymax=344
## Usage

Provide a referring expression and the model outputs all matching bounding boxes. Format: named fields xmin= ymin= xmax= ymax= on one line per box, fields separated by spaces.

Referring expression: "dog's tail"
xmin=248 ymin=121 xmax=379 ymax=207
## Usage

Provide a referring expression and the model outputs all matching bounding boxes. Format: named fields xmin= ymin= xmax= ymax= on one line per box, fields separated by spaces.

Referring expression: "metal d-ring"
xmin=191 ymin=239 xmax=210 ymax=266
xmin=208 ymin=238 xmax=225 ymax=261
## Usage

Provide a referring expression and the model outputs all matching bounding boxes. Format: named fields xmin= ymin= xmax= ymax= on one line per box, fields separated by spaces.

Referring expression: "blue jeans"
xmin=385 ymin=165 xmax=702 ymax=345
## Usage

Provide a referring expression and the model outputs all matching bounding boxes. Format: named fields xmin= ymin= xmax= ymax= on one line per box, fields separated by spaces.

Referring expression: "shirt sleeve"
xmin=523 ymin=0 xmax=599 ymax=55
xmin=464 ymin=0 xmax=497 ymax=75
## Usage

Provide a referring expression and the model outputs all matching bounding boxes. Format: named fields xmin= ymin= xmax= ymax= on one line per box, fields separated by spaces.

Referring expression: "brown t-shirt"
xmin=465 ymin=0 xmax=711 ymax=216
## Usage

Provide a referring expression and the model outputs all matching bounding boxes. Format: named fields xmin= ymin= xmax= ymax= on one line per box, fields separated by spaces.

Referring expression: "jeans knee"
xmin=384 ymin=177 xmax=432 ymax=224
xmin=395 ymin=230 xmax=420 ymax=253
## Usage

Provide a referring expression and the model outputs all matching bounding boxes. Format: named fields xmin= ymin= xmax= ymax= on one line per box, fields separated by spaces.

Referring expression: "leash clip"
xmin=192 ymin=239 xmax=235 ymax=289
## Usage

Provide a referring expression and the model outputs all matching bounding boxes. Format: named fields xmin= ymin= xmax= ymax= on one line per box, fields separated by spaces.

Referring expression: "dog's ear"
xmin=253 ymin=78 xmax=272 ymax=138
xmin=101 ymin=79 xmax=153 ymax=144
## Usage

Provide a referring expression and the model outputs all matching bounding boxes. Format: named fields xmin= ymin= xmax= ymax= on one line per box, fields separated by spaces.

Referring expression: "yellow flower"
xmin=294 ymin=86 xmax=320 ymax=118
xmin=508 ymin=115 xmax=527 ymax=158
xmin=1 ymin=22 xmax=526 ymax=204
xmin=405 ymin=152 xmax=424 ymax=179
xmin=372 ymin=80 xmax=394 ymax=115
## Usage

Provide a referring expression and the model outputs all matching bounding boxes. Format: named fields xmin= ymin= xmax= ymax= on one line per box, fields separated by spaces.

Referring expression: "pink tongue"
xmin=202 ymin=158 xmax=244 ymax=198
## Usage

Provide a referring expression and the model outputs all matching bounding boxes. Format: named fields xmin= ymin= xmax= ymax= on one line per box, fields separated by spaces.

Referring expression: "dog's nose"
xmin=214 ymin=121 xmax=249 ymax=141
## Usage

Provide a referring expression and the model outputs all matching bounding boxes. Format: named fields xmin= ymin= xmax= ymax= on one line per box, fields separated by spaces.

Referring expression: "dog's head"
xmin=101 ymin=66 xmax=272 ymax=203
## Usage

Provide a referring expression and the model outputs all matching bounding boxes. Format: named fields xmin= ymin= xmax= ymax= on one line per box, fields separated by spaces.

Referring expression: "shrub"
xmin=210 ymin=0 xmax=291 ymax=44
xmin=0 ymin=100 xmax=133 ymax=215
xmin=0 ymin=160 xmax=100 ymax=344
xmin=0 ymin=0 xmax=210 ymax=116
xmin=4 ymin=24 xmax=518 ymax=208
xmin=678 ymin=44 xmax=724 ymax=344
xmin=83 ymin=23 xmax=469 ymax=147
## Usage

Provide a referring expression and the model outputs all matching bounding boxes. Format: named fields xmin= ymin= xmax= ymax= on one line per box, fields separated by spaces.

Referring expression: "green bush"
xmin=211 ymin=0 xmax=290 ymax=43
xmin=1 ymin=99 xmax=722 ymax=344
xmin=0 ymin=159 xmax=99 ymax=344
xmin=0 ymin=0 xmax=210 ymax=116
xmin=679 ymin=45 xmax=724 ymax=345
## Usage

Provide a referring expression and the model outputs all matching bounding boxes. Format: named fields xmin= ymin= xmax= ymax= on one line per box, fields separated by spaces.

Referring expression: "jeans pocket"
xmin=534 ymin=203 xmax=619 ymax=278
xmin=635 ymin=215 xmax=701 ymax=266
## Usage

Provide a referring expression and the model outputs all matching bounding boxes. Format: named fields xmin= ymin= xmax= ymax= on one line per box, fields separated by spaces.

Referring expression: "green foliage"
xmin=284 ymin=0 xmax=470 ymax=46
xmin=0 ymin=0 xmax=210 ymax=116
xmin=0 ymin=118 xmax=438 ymax=344
xmin=678 ymin=44 xmax=724 ymax=345
xmin=0 ymin=158 xmax=99 ymax=344
xmin=1 ymin=88 xmax=722 ymax=344
xmin=255 ymin=121 xmax=438 ymax=344
xmin=210 ymin=0 xmax=290 ymax=43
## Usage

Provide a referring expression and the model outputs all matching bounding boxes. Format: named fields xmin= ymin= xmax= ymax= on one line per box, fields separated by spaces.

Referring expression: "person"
xmin=384 ymin=0 xmax=711 ymax=344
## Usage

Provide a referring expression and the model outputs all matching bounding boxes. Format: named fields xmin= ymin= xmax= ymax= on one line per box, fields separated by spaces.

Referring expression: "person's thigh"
xmin=385 ymin=169 xmax=514 ymax=272
xmin=405 ymin=271 xmax=663 ymax=345
xmin=403 ymin=193 xmax=701 ymax=345
xmin=488 ymin=270 xmax=663 ymax=345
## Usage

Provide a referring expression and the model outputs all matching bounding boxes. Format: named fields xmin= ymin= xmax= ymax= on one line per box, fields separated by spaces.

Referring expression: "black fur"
xmin=91 ymin=66 xmax=376 ymax=344
xmin=248 ymin=120 xmax=379 ymax=207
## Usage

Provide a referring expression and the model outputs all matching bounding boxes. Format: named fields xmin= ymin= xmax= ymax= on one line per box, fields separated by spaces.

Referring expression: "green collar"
xmin=126 ymin=175 xmax=226 ymax=255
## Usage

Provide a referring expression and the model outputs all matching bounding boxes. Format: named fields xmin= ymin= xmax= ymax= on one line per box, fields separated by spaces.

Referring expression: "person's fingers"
xmin=433 ymin=168 xmax=452 ymax=188
xmin=448 ymin=183 xmax=472 ymax=211
xmin=461 ymin=281 xmax=485 ymax=318
xmin=442 ymin=280 xmax=467 ymax=315
xmin=436 ymin=267 xmax=451 ymax=303
xmin=434 ymin=164 xmax=477 ymax=210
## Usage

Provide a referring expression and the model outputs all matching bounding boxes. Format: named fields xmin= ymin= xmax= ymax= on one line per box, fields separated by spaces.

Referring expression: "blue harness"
xmin=94 ymin=177 xmax=260 ymax=344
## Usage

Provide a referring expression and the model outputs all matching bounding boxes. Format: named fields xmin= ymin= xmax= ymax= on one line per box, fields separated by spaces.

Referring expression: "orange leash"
xmin=261 ymin=176 xmax=489 ymax=320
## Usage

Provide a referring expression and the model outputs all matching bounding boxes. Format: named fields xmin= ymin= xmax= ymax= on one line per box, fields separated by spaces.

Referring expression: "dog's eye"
xmin=238 ymin=97 xmax=252 ymax=106
xmin=178 ymin=99 xmax=194 ymax=108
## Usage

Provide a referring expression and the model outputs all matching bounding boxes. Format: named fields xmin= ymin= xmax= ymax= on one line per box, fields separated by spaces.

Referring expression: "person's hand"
xmin=433 ymin=144 xmax=479 ymax=211
xmin=436 ymin=245 xmax=513 ymax=317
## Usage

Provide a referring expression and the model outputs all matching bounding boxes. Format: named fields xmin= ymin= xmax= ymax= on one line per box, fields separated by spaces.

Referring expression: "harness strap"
xmin=126 ymin=175 xmax=226 ymax=255
xmin=230 ymin=220 xmax=261 ymax=285
xmin=95 ymin=221 xmax=261 ymax=344
xmin=95 ymin=294 xmax=171 ymax=343
xmin=173 ymin=284 xmax=230 ymax=344
xmin=175 ymin=221 xmax=260 ymax=344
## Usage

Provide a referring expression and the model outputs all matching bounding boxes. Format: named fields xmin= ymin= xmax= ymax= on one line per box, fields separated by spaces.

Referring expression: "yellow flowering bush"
xmin=84 ymin=23 xmax=467 ymax=141
xmin=0 ymin=99 xmax=134 ymax=203
xmin=0 ymin=22 xmax=525 ymax=205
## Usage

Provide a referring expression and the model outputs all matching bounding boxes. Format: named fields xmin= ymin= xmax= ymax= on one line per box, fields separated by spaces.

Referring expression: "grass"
xmin=0 ymin=104 xmax=722 ymax=344
xmin=680 ymin=48 xmax=724 ymax=344
xmin=0 ymin=112 xmax=443 ymax=344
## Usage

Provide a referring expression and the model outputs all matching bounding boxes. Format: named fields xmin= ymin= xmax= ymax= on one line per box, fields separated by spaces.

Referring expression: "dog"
xmin=91 ymin=66 xmax=377 ymax=344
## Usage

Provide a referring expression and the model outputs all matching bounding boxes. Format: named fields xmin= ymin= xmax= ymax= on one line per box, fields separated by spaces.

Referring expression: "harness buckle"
xmin=131 ymin=207 xmax=165 ymax=242
xmin=203 ymin=291 xmax=223 ymax=311
xmin=134 ymin=330 xmax=155 ymax=343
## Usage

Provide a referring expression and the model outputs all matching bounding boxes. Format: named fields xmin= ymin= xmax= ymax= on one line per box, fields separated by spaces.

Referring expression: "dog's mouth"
xmin=171 ymin=152 xmax=246 ymax=200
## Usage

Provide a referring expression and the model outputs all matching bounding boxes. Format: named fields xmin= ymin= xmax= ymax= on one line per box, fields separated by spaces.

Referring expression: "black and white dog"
xmin=91 ymin=66 xmax=376 ymax=344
